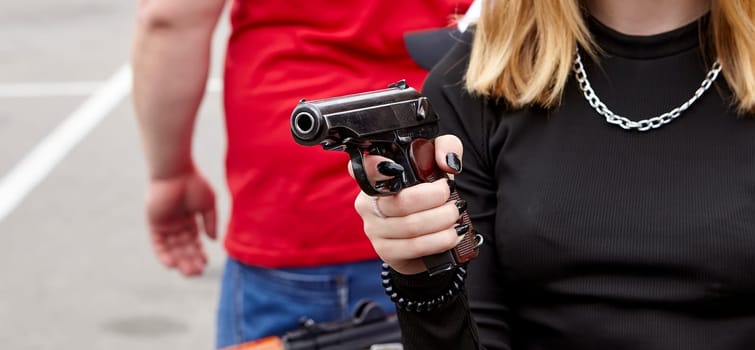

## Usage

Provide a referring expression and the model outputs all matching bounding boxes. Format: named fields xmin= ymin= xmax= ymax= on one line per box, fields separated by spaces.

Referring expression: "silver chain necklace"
xmin=573 ymin=50 xmax=722 ymax=131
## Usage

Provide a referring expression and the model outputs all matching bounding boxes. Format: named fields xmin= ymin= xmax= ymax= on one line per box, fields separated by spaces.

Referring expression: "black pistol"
xmin=290 ymin=80 xmax=479 ymax=276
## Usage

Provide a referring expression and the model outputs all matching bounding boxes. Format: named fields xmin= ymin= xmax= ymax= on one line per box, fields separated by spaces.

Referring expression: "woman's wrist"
xmin=381 ymin=263 xmax=467 ymax=312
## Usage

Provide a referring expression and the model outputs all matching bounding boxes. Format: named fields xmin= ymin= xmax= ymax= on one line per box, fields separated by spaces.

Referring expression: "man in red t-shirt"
xmin=132 ymin=0 xmax=470 ymax=348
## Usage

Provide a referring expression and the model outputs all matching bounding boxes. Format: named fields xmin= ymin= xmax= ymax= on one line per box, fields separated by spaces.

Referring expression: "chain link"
xmin=573 ymin=50 xmax=722 ymax=131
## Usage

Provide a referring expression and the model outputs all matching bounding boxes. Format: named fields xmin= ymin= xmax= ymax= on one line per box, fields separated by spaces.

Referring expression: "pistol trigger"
xmin=321 ymin=141 xmax=346 ymax=151
xmin=367 ymin=145 xmax=383 ymax=156
xmin=375 ymin=178 xmax=403 ymax=194
xmin=322 ymin=137 xmax=355 ymax=151
xmin=395 ymin=133 xmax=413 ymax=144
xmin=347 ymin=146 xmax=382 ymax=196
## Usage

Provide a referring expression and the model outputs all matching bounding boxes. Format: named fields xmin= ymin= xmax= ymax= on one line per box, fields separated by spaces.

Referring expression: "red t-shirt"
xmin=223 ymin=0 xmax=471 ymax=267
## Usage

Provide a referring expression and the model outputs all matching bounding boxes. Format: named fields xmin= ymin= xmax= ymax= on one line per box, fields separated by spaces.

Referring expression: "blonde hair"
xmin=465 ymin=0 xmax=755 ymax=113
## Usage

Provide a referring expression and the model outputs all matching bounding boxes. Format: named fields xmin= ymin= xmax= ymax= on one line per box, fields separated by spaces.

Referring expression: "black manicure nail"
xmin=447 ymin=179 xmax=456 ymax=194
xmin=377 ymin=161 xmax=405 ymax=176
xmin=455 ymin=224 xmax=470 ymax=236
xmin=446 ymin=153 xmax=462 ymax=173
xmin=455 ymin=200 xmax=467 ymax=214
xmin=376 ymin=179 xmax=403 ymax=193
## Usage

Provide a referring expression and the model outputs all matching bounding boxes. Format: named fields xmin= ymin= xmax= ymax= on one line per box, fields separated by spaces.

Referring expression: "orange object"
xmin=221 ymin=336 xmax=285 ymax=350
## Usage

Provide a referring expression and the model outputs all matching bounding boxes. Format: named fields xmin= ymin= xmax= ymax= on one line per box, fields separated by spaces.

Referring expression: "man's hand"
xmin=132 ymin=0 xmax=225 ymax=276
xmin=145 ymin=166 xmax=217 ymax=276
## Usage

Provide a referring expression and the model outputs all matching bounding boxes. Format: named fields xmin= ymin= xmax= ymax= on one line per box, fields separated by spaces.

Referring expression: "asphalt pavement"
xmin=0 ymin=2 xmax=231 ymax=349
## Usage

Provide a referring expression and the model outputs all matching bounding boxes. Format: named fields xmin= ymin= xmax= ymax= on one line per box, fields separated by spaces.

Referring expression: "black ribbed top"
xmin=394 ymin=14 xmax=755 ymax=350
xmin=588 ymin=15 xmax=706 ymax=59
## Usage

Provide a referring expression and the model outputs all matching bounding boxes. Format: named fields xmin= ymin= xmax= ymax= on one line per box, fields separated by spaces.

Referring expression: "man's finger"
xmin=202 ymin=209 xmax=217 ymax=240
xmin=152 ymin=231 xmax=178 ymax=267
xmin=155 ymin=246 xmax=177 ymax=267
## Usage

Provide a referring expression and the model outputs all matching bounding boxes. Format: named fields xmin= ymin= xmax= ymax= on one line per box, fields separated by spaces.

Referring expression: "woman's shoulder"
xmin=425 ymin=28 xmax=474 ymax=86
xmin=422 ymin=27 xmax=475 ymax=98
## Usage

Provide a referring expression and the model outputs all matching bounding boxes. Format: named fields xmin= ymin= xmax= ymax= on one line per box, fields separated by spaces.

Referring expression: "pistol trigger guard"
xmin=347 ymin=148 xmax=381 ymax=196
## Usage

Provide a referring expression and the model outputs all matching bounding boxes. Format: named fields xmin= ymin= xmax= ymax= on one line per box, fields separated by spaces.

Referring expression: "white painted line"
xmin=0 ymin=81 xmax=102 ymax=98
xmin=0 ymin=77 xmax=221 ymax=98
xmin=0 ymin=64 xmax=132 ymax=223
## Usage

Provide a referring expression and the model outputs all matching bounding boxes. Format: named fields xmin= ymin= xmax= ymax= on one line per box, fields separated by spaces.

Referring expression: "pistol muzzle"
xmin=290 ymin=102 xmax=327 ymax=146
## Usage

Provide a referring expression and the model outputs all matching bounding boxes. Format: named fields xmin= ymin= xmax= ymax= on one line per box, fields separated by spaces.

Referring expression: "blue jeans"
xmin=215 ymin=257 xmax=395 ymax=349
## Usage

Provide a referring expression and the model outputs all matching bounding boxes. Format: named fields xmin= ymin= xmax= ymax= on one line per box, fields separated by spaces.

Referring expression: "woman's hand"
xmin=351 ymin=135 xmax=465 ymax=275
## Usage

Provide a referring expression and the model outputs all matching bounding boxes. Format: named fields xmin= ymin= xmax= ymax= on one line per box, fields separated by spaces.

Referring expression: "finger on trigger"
xmin=202 ymin=209 xmax=217 ymax=240
xmin=351 ymin=154 xmax=399 ymax=184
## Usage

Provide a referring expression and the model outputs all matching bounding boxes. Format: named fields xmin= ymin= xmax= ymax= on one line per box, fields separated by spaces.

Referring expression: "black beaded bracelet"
xmin=380 ymin=263 xmax=467 ymax=313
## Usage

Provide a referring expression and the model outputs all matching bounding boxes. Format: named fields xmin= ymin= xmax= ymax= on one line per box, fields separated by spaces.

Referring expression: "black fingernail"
xmin=377 ymin=161 xmax=405 ymax=176
xmin=447 ymin=179 xmax=456 ymax=193
xmin=455 ymin=200 xmax=467 ymax=214
xmin=376 ymin=179 xmax=402 ymax=193
xmin=392 ymin=180 xmax=404 ymax=192
xmin=455 ymin=224 xmax=470 ymax=236
xmin=446 ymin=153 xmax=462 ymax=173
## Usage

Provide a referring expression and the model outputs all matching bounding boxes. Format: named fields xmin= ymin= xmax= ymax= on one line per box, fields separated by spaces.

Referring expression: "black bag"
xmin=282 ymin=300 xmax=402 ymax=350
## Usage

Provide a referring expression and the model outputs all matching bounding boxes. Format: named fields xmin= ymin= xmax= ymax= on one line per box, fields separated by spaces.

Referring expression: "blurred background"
xmin=0 ymin=1 xmax=231 ymax=348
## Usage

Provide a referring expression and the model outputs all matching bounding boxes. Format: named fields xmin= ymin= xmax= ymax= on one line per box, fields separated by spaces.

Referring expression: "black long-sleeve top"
xmin=392 ymin=14 xmax=755 ymax=350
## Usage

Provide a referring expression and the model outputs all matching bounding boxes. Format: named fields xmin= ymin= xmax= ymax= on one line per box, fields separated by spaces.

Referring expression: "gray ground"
xmin=0 ymin=2 xmax=231 ymax=349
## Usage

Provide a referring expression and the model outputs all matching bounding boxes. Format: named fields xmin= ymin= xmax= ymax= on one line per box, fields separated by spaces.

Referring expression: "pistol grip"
xmin=423 ymin=251 xmax=458 ymax=275
xmin=409 ymin=139 xmax=479 ymax=276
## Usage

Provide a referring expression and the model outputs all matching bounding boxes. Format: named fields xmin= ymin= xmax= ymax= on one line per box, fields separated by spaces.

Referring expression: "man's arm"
xmin=132 ymin=0 xmax=225 ymax=178
xmin=131 ymin=0 xmax=226 ymax=276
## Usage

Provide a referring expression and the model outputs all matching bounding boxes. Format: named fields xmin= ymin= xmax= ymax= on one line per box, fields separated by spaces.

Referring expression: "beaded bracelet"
xmin=380 ymin=263 xmax=467 ymax=313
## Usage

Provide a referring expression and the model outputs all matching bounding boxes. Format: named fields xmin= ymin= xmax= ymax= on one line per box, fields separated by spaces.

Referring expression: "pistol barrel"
xmin=290 ymin=84 xmax=435 ymax=146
